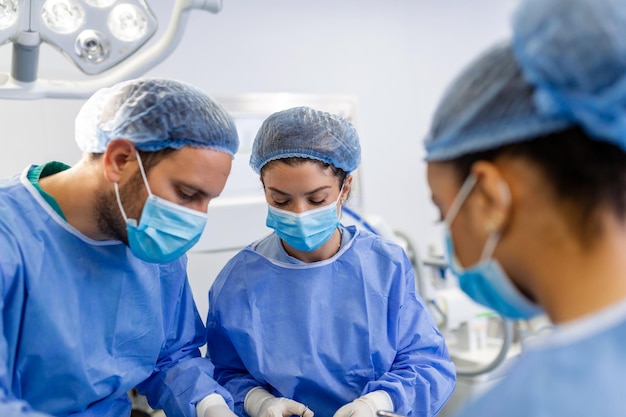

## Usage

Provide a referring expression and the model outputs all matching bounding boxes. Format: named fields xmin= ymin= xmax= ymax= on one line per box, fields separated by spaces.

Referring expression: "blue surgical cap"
xmin=75 ymin=78 xmax=239 ymax=155
xmin=424 ymin=0 xmax=626 ymax=161
xmin=250 ymin=106 xmax=361 ymax=174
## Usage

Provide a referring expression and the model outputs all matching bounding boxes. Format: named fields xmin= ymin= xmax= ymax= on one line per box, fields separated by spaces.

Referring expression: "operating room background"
xmin=0 ymin=0 xmax=517 ymax=320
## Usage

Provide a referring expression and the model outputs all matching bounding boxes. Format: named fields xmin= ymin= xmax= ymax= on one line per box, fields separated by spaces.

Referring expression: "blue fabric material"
xmin=124 ymin=193 xmax=207 ymax=264
xmin=206 ymin=226 xmax=456 ymax=417
xmin=424 ymin=0 xmax=626 ymax=161
xmin=513 ymin=0 xmax=626 ymax=151
xmin=254 ymin=225 xmax=353 ymax=264
xmin=249 ymin=106 xmax=361 ymax=174
xmin=0 ymin=167 xmax=232 ymax=417
xmin=453 ymin=302 xmax=626 ymax=416
xmin=74 ymin=78 xmax=239 ymax=155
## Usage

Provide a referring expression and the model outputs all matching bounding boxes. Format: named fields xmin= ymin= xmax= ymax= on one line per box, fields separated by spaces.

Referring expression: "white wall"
xmin=0 ymin=0 xmax=517 ymax=317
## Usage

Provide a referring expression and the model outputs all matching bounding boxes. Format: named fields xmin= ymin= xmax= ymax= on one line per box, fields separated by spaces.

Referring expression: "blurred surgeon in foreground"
xmin=424 ymin=0 xmax=626 ymax=415
xmin=206 ymin=106 xmax=456 ymax=417
xmin=0 ymin=78 xmax=240 ymax=417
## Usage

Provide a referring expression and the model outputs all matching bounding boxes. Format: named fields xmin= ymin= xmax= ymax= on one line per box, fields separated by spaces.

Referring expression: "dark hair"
xmin=260 ymin=157 xmax=348 ymax=189
xmin=88 ymin=147 xmax=177 ymax=173
xmin=450 ymin=126 xmax=626 ymax=241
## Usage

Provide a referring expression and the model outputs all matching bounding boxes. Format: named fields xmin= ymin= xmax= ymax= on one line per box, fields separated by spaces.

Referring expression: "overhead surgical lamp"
xmin=0 ymin=0 xmax=222 ymax=99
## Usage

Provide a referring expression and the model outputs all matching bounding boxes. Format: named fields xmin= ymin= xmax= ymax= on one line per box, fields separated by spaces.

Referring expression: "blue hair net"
xmin=75 ymin=78 xmax=239 ymax=155
xmin=250 ymin=106 xmax=361 ymax=174
xmin=424 ymin=0 xmax=626 ymax=161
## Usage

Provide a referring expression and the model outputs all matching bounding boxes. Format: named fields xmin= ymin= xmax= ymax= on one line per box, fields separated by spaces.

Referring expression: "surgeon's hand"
xmin=202 ymin=403 xmax=237 ymax=417
xmin=244 ymin=387 xmax=314 ymax=417
xmin=333 ymin=391 xmax=394 ymax=417
xmin=197 ymin=393 xmax=237 ymax=417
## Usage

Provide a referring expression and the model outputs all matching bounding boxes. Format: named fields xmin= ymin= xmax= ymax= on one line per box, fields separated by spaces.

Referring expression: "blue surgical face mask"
xmin=266 ymin=185 xmax=344 ymax=252
xmin=443 ymin=175 xmax=542 ymax=319
xmin=115 ymin=152 xmax=208 ymax=264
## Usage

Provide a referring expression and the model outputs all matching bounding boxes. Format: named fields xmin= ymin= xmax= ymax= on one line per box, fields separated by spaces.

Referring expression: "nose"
xmin=291 ymin=199 xmax=308 ymax=214
xmin=190 ymin=198 xmax=210 ymax=214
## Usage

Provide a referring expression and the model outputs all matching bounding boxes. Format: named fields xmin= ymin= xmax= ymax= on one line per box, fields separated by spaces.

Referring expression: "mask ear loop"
xmin=479 ymin=180 xmax=511 ymax=262
xmin=134 ymin=151 xmax=153 ymax=197
xmin=114 ymin=182 xmax=129 ymax=222
xmin=336 ymin=178 xmax=347 ymax=219
xmin=444 ymin=174 xmax=478 ymax=225
xmin=114 ymin=152 xmax=152 ymax=223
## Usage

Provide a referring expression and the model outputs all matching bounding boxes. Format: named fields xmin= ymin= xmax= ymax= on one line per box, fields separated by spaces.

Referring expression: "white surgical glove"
xmin=333 ymin=391 xmax=394 ymax=417
xmin=244 ymin=387 xmax=314 ymax=417
xmin=196 ymin=393 xmax=237 ymax=417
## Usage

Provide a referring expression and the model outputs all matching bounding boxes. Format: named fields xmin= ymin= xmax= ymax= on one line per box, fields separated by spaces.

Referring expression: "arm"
xmin=0 ymin=232 xmax=54 ymax=417
xmin=137 ymin=260 xmax=233 ymax=417
xmin=363 ymin=258 xmax=456 ymax=417
xmin=206 ymin=282 xmax=262 ymax=417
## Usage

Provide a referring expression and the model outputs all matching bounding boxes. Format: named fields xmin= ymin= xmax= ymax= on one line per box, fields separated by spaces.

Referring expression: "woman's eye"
xmin=273 ymin=200 xmax=289 ymax=207
xmin=309 ymin=199 xmax=326 ymax=206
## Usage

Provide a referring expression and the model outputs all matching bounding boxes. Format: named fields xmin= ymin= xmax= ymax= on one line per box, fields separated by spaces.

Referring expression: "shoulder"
xmin=209 ymin=246 xmax=263 ymax=296
xmin=348 ymin=226 xmax=411 ymax=265
xmin=460 ymin=328 xmax=626 ymax=416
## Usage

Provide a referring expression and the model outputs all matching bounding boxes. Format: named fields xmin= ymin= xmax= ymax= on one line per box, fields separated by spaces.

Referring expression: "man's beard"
xmin=95 ymin=171 xmax=146 ymax=244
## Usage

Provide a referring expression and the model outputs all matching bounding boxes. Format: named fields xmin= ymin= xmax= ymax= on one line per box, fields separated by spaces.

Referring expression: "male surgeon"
xmin=0 ymin=78 xmax=239 ymax=417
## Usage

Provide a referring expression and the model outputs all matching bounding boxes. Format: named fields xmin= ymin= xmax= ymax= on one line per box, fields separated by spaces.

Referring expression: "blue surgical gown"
xmin=0 ymin=167 xmax=232 ymax=417
xmin=454 ymin=300 xmax=626 ymax=416
xmin=206 ymin=226 xmax=456 ymax=417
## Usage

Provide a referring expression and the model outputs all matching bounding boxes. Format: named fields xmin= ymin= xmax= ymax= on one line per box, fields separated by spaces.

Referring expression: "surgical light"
xmin=108 ymin=4 xmax=148 ymax=42
xmin=41 ymin=0 xmax=85 ymax=34
xmin=0 ymin=0 xmax=19 ymax=48
xmin=36 ymin=0 xmax=158 ymax=76
xmin=0 ymin=0 xmax=224 ymax=99
xmin=0 ymin=0 xmax=18 ymax=31
xmin=75 ymin=29 xmax=109 ymax=64
xmin=85 ymin=0 xmax=116 ymax=7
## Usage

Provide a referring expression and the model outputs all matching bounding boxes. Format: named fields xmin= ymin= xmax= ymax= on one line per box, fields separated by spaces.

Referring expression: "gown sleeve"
xmin=206 ymin=258 xmax=262 ymax=417
xmin=136 ymin=259 xmax=234 ymax=417
xmin=362 ymin=255 xmax=457 ymax=417
xmin=0 ymin=222 xmax=54 ymax=417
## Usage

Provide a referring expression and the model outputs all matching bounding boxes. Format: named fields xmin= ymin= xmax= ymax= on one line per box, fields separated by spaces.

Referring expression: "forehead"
xmin=427 ymin=161 xmax=463 ymax=200
xmin=149 ymin=147 xmax=232 ymax=195
xmin=262 ymin=160 xmax=337 ymax=190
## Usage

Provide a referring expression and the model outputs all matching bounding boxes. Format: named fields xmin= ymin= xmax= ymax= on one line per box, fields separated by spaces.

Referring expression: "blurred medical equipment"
xmin=0 ymin=0 xmax=222 ymax=99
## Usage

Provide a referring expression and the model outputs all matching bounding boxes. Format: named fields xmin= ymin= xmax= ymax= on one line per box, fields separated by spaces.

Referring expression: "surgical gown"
xmin=0 ymin=166 xmax=232 ymax=417
xmin=453 ymin=299 xmax=626 ymax=416
xmin=206 ymin=226 xmax=456 ymax=417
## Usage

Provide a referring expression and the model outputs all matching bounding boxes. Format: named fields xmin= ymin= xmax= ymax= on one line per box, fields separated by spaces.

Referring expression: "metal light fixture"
xmin=0 ymin=0 xmax=223 ymax=99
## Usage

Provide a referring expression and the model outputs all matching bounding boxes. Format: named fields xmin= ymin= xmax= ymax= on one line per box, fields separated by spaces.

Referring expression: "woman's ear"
xmin=340 ymin=175 xmax=353 ymax=204
xmin=470 ymin=161 xmax=512 ymax=233
xmin=102 ymin=139 xmax=137 ymax=183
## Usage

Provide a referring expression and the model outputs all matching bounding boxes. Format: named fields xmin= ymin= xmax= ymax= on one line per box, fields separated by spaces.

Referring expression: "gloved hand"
xmin=196 ymin=393 xmax=238 ymax=417
xmin=244 ymin=387 xmax=314 ymax=417
xmin=333 ymin=391 xmax=394 ymax=417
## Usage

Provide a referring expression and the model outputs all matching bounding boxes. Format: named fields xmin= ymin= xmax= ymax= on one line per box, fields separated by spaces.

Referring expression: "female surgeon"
xmin=206 ymin=106 xmax=456 ymax=417
xmin=424 ymin=0 xmax=626 ymax=415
